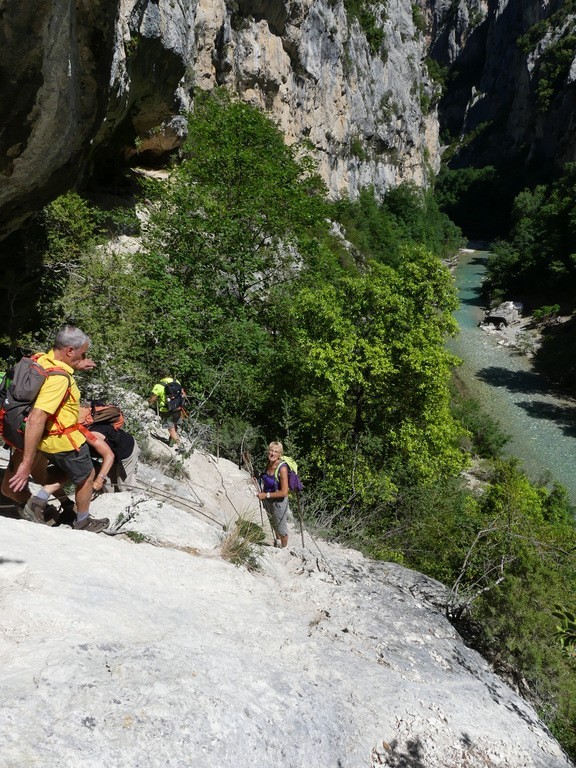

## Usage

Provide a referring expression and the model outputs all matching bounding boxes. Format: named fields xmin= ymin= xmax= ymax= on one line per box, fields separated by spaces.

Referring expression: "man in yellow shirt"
xmin=8 ymin=325 xmax=109 ymax=533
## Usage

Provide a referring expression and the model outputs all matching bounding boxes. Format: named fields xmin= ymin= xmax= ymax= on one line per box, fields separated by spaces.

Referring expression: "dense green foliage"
xmin=276 ymin=250 xmax=465 ymax=511
xmin=450 ymin=376 xmax=510 ymax=458
xmin=411 ymin=4 xmax=425 ymax=35
xmin=517 ymin=1 xmax=576 ymax=54
xmin=3 ymin=90 xmax=576 ymax=758
xmin=535 ymin=33 xmax=576 ymax=112
xmin=425 ymin=57 xmax=448 ymax=92
xmin=334 ymin=183 xmax=463 ymax=265
xmin=135 ymin=91 xmax=328 ymax=422
xmin=483 ymin=163 xmax=576 ymax=388
xmin=130 ymin=93 xmax=466 ymax=512
xmin=352 ymin=459 xmax=576 ymax=754
xmin=553 ymin=605 xmax=576 ymax=658
xmin=486 ymin=163 xmax=576 ymax=305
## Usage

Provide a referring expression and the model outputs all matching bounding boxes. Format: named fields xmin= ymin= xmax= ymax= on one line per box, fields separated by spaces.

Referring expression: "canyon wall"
xmin=1 ymin=0 xmax=575 ymax=239
xmin=0 ymin=0 xmax=436 ymax=238
xmin=429 ymin=0 xmax=576 ymax=173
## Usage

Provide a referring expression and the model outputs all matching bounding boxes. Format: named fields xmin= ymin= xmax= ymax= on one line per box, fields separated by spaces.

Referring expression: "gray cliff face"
xmin=200 ymin=0 xmax=437 ymax=198
xmin=0 ymin=0 xmax=120 ymax=234
xmin=2 ymin=0 xmax=575 ymax=239
xmin=0 ymin=0 xmax=436 ymax=239
xmin=429 ymin=0 xmax=576 ymax=172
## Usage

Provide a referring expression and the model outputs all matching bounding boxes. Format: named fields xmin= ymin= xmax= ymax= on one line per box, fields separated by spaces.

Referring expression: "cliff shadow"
xmin=0 ymin=468 xmax=21 ymax=520
xmin=371 ymin=734 xmax=489 ymax=766
xmin=475 ymin=366 xmax=576 ymax=436
xmin=371 ymin=737 xmax=426 ymax=767
xmin=533 ymin=315 xmax=576 ymax=390
xmin=457 ymin=255 xmax=489 ymax=309
xmin=475 ymin=366 xmax=548 ymax=396
xmin=514 ymin=399 xmax=576 ymax=438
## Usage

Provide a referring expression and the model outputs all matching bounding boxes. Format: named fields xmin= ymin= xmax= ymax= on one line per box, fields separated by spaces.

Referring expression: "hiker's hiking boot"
xmin=73 ymin=515 xmax=109 ymax=534
xmin=41 ymin=504 xmax=60 ymax=526
xmin=56 ymin=502 xmax=77 ymax=527
xmin=19 ymin=497 xmax=48 ymax=524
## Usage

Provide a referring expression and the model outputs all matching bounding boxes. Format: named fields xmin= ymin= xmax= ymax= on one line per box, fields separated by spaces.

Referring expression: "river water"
xmin=448 ymin=249 xmax=576 ymax=503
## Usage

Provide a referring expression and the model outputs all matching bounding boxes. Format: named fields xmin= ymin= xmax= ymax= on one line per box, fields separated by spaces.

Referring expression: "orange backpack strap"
xmin=48 ymin=422 xmax=95 ymax=451
xmin=40 ymin=366 xmax=83 ymax=451
xmin=77 ymin=423 xmax=99 ymax=444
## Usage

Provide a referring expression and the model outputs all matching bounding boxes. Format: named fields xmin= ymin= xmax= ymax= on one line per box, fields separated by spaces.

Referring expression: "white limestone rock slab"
xmin=0 ymin=511 xmax=572 ymax=768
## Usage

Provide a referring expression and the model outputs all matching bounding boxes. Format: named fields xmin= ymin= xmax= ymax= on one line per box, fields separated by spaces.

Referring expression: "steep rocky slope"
xmin=0 ymin=445 xmax=573 ymax=768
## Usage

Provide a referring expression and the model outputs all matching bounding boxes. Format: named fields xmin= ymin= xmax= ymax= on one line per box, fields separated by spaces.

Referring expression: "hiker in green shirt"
xmin=148 ymin=376 xmax=186 ymax=447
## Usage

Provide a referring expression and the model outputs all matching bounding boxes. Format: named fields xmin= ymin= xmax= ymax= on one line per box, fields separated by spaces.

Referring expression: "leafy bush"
xmin=517 ymin=20 xmax=549 ymax=54
xmin=532 ymin=304 xmax=560 ymax=324
xmin=411 ymin=4 xmax=425 ymax=34
xmin=425 ymin=57 xmax=448 ymax=91
xmin=535 ymin=34 xmax=576 ymax=111
xmin=450 ymin=378 xmax=510 ymax=458
xmin=344 ymin=0 xmax=386 ymax=55
xmin=333 ymin=183 xmax=463 ymax=266
xmin=553 ymin=605 xmax=576 ymax=658
xmin=485 ymin=163 xmax=576 ymax=302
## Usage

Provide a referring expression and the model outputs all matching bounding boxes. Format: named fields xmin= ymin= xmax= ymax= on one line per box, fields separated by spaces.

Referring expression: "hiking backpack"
xmin=0 ymin=355 xmax=71 ymax=450
xmin=274 ymin=455 xmax=304 ymax=493
xmin=79 ymin=400 xmax=126 ymax=461
xmin=80 ymin=400 xmax=125 ymax=430
xmin=164 ymin=379 xmax=184 ymax=412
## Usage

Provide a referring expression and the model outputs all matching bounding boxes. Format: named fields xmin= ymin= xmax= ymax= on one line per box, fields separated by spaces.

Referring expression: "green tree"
xmin=486 ymin=163 xmax=576 ymax=302
xmin=138 ymin=90 xmax=329 ymax=421
xmin=0 ymin=192 xmax=105 ymax=357
xmin=553 ymin=605 xmax=576 ymax=658
xmin=333 ymin=183 xmax=462 ymax=268
xmin=278 ymin=245 xmax=465 ymax=511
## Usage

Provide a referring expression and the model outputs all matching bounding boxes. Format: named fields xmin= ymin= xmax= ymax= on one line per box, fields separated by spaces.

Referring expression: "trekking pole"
xmin=295 ymin=490 xmax=305 ymax=548
xmin=241 ymin=450 xmax=265 ymax=530
xmin=250 ymin=474 xmax=265 ymax=528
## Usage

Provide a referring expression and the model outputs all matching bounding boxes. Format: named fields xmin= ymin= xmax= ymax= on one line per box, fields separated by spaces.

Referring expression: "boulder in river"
xmin=482 ymin=301 xmax=522 ymax=329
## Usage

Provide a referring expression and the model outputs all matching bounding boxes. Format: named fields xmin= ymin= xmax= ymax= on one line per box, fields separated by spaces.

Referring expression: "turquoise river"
xmin=448 ymin=249 xmax=576 ymax=503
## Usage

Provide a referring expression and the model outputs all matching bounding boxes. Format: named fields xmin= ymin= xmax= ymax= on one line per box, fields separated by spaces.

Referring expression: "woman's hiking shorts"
xmin=263 ymin=496 xmax=289 ymax=537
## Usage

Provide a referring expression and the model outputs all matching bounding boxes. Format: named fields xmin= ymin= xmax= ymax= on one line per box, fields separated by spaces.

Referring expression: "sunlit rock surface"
xmin=0 ymin=448 xmax=572 ymax=768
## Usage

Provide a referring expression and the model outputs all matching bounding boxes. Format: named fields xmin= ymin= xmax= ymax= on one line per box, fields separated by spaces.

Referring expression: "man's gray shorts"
xmin=43 ymin=442 xmax=94 ymax=485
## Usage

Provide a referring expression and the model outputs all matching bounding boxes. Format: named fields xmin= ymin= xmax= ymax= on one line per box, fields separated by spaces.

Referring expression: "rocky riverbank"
xmin=479 ymin=314 xmax=542 ymax=357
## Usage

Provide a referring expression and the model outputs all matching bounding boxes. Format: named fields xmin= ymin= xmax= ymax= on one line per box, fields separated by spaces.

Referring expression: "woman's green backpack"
xmin=274 ymin=455 xmax=303 ymax=493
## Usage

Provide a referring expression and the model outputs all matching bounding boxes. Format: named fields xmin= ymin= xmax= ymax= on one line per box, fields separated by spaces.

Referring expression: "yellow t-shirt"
xmin=33 ymin=350 xmax=86 ymax=454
